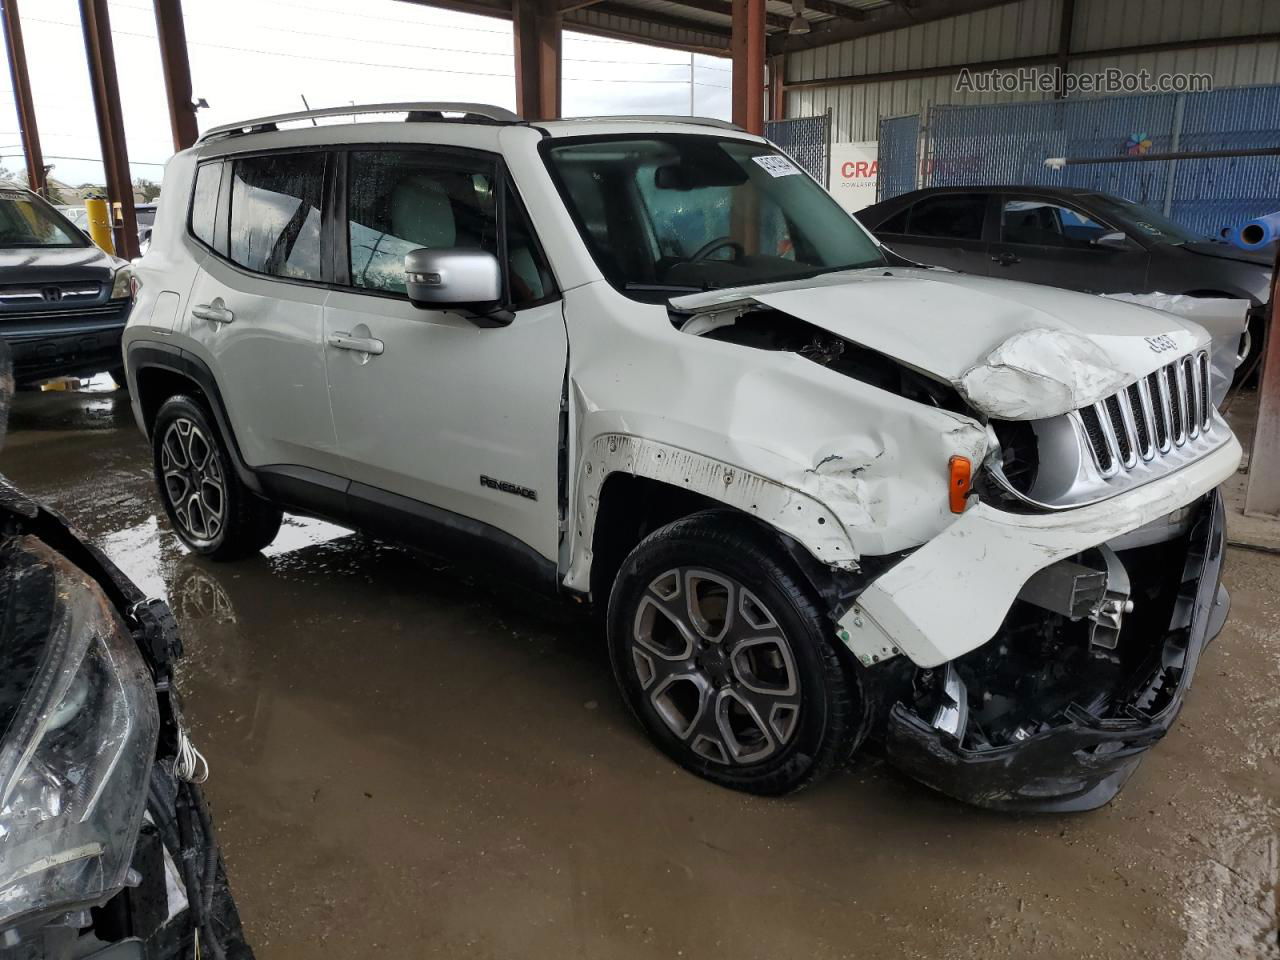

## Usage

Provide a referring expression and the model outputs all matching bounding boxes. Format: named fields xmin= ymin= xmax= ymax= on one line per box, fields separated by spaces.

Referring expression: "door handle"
xmin=327 ymin=332 xmax=385 ymax=356
xmin=990 ymin=252 xmax=1021 ymax=266
xmin=191 ymin=298 xmax=234 ymax=324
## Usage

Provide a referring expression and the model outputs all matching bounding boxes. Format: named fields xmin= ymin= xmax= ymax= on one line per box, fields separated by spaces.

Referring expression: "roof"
xmin=196 ymin=103 xmax=756 ymax=146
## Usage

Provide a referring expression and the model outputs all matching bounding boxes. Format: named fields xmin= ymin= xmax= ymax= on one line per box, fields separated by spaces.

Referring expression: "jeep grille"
xmin=1073 ymin=350 xmax=1212 ymax=479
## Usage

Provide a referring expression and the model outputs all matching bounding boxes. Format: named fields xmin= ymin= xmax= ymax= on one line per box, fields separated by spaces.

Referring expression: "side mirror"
xmin=1092 ymin=230 xmax=1130 ymax=251
xmin=404 ymin=248 xmax=511 ymax=327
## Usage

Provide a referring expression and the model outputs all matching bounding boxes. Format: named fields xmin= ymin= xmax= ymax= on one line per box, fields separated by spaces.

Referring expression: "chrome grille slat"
xmin=1146 ymin=371 xmax=1169 ymax=451
xmin=1078 ymin=351 xmax=1212 ymax=478
xmin=1131 ymin=380 xmax=1156 ymax=461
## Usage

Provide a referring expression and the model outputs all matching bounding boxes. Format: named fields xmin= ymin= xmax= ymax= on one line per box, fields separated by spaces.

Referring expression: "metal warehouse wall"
xmin=786 ymin=0 xmax=1280 ymax=142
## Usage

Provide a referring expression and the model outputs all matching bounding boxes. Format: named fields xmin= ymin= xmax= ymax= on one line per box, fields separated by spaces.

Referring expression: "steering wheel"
xmin=689 ymin=236 xmax=745 ymax=262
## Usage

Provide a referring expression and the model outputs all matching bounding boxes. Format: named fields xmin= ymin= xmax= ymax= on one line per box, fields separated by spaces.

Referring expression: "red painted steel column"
xmin=731 ymin=0 xmax=765 ymax=134
xmin=79 ymin=0 xmax=139 ymax=259
xmin=1 ymin=0 xmax=46 ymax=195
xmin=513 ymin=0 xmax=561 ymax=122
xmin=153 ymin=0 xmax=199 ymax=151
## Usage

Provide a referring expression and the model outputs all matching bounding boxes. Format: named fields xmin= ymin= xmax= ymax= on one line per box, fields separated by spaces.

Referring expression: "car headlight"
xmin=0 ymin=536 xmax=158 ymax=934
xmin=108 ymin=265 xmax=132 ymax=301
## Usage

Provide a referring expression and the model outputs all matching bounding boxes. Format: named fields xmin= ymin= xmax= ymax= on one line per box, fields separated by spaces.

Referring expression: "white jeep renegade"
xmin=125 ymin=103 xmax=1242 ymax=811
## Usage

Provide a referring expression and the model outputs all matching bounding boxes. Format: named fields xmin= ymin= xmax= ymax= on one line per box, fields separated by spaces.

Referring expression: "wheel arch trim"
xmin=563 ymin=433 xmax=860 ymax=596
xmin=126 ymin=340 xmax=265 ymax=496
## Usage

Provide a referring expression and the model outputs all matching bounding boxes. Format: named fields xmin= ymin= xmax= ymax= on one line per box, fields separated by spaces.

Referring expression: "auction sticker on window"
xmin=752 ymin=155 xmax=802 ymax=178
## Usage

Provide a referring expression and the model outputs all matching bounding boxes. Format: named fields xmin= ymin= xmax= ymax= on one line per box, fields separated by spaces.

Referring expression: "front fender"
xmin=561 ymin=433 xmax=860 ymax=594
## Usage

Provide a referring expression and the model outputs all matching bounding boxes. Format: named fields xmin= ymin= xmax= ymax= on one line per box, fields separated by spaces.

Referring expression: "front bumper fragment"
xmin=839 ymin=433 xmax=1241 ymax=668
xmin=883 ymin=489 xmax=1228 ymax=813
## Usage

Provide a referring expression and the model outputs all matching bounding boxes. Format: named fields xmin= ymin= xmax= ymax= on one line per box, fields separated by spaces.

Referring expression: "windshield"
xmin=0 ymin=189 xmax=84 ymax=248
xmin=1086 ymin=194 xmax=1202 ymax=245
xmin=544 ymin=135 xmax=884 ymax=300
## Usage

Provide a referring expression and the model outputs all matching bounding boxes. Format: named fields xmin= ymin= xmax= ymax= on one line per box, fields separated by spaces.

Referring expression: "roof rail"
xmin=197 ymin=102 xmax=520 ymax=144
xmin=561 ymin=115 xmax=745 ymax=131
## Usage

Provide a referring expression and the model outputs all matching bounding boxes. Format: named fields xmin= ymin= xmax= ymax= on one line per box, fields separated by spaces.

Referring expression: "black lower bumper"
xmin=4 ymin=321 xmax=126 ymax=384
xmin=884 ymin=489 xmax=1229 ymax=813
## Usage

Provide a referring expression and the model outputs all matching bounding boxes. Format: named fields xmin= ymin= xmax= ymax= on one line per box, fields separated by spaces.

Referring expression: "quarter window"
xmin=906 ymin=194 xmax=986 ymax=241
xmin=190 ymin=162 xmax=222 ymax=249
xmin=229 ymin=153 xmax=325 ymax=281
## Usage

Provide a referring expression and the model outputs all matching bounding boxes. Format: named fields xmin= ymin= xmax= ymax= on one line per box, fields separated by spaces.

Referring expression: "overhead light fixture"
xmin=789 ymin=0 xmax=811 ymax=34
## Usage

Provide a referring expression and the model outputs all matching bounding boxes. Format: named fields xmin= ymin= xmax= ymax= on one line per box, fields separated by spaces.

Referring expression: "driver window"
xmin=1002 ymin=198 xmax=1109 ymax=248
xmin=347 ymin=151 xmax=498 ymax=294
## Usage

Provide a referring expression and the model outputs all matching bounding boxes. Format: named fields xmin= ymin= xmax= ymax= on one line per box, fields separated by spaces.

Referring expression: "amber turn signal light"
xmin=948 ymin=455 xmax=972 ymax=514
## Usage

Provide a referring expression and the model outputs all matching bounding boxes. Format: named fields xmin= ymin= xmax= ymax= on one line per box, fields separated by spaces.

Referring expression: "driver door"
xmin=322 ymin=147 xmax=566 ymax=565
xmin=987 ymin=193 xmax=1150 ymax=293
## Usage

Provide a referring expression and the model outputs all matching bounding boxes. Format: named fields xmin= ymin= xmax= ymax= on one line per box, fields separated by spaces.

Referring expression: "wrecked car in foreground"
xmin=124 ymin=106 xmax=1239 ymax=812
xmin=0 ymin=346 xmax=252 ymax=958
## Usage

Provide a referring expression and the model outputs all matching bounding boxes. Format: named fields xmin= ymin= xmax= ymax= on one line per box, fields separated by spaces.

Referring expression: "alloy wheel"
xmin=628 ymin=568 xmax=801 ymax=765
xmin=160 ymin=417 xmax=226 ymax=544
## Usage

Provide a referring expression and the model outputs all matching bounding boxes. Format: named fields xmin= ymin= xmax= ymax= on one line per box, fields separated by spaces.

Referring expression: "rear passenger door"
xmin=322 ymin=147 xmax=567 ymax=564
xmin=987 ymin=193 xmax=1150 ymax=293
xmin=875 ymin=192 xmax=993 ymax=273
xmin=184 ymin=150 xmax=340 ymax=474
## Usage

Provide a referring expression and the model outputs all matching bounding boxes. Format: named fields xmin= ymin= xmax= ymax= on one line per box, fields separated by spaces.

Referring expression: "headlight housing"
xmin=108 ymin=265 xmax=132 ymax=301
xmin=0 ymin=536 xmax=158 ymax=934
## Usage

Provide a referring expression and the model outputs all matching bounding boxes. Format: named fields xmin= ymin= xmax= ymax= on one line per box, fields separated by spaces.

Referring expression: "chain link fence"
xmin=765 ymin=111 xmax=832 ymax=187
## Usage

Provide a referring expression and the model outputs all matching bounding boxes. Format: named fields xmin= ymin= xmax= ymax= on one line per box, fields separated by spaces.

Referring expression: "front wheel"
xmin=607 ymin=512 xmax=870 ymax=795
xmin=152 ymin=395 xmax=282 ymax=560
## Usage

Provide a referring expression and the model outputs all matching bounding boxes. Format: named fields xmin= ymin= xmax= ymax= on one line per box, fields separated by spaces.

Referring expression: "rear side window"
xmin=190 ymin=162 xmax=222 ymax=248
xmin=229 ymin=153 xmax=326 ymax=281
xmin=906 ymin=194 xmax=986 ymax=241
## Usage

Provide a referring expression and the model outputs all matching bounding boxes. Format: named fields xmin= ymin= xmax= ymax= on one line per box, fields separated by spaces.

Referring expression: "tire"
xmin=606 ymin=511 xmax=871 ymax=796
xmin=152 ymin=395 xmax=282 ymax=560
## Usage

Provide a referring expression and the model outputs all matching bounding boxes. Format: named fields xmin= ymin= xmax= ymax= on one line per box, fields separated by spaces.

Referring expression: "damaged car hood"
xmin=672 ymin=268 xmax=1211 ymax=419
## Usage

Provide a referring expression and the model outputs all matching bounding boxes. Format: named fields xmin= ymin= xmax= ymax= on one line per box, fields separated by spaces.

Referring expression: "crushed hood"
xmin=672 ymin=268 xmax=1211 ymax=419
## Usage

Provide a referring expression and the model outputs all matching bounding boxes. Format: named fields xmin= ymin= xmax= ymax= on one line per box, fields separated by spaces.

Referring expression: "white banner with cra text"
xmin=828 ymin=141 xmax=879 ymax=215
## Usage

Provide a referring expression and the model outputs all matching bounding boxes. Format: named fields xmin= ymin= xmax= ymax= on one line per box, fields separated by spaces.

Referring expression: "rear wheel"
xmin=607 ymin=511 xmax=870 ymax=795
xmin=152 ymin=395 xmax=281 ymax=560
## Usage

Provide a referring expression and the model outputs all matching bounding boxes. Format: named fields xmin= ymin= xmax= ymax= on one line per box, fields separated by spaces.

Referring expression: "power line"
xmin=100 ymin=8 xmax=717 ymax=68
xmin=27 ymin=16 xmax=709 ymax=82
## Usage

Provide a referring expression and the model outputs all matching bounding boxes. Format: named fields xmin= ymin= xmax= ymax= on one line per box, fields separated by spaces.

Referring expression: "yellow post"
xmin=83 ymin=196 xmax=115 ymax=255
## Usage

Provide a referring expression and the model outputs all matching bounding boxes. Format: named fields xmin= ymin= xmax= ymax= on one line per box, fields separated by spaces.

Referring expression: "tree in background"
xmin=133 ymin=178 xmax=162 ymax=202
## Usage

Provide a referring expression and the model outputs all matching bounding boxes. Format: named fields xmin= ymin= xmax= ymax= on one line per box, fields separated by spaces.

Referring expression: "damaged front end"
xmin=886 ymin=491 xmax=1228 ymax=812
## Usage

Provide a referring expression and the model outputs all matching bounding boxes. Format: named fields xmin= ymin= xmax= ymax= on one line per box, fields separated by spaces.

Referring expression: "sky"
xmin=0 ymin=0 xmax=732 ymax=187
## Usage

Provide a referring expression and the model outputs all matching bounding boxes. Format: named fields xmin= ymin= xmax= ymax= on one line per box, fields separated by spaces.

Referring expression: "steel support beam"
xmin=1245 ymin=249 xmax=1280 ymax=518
xmin=152 ymin=0 xmax=198 ymax=151
xmin=1053 ymin=0 xmax=1074 ymax=98
xmin=513 ymin=0 xmax=561 ymax=121
xmin=0 ymin=0 xmax=45 ymax=195
xmin=80 ymin=0 xmax=138 ymax=260
xmin=731 ymin=0 xmax=764 ymax=134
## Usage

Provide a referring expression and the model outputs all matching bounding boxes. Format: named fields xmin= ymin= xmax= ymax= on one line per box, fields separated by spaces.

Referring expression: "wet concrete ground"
xmin=3 ymin=385 xmax=1278 ymax=960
